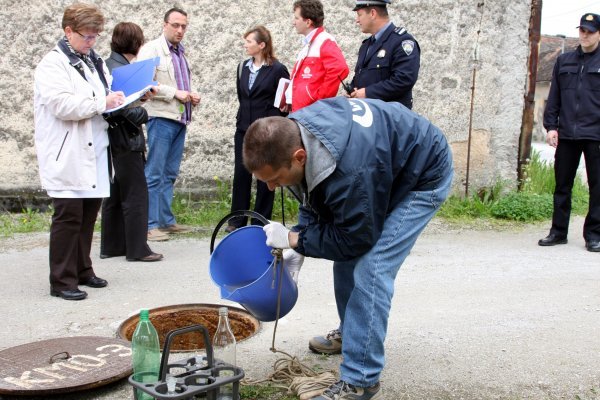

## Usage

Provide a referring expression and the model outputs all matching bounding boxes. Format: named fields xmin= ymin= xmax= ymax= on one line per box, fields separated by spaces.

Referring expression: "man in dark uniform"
xmin=539 ymin=13 xmax=600 ymax=253
xmin=347 ymin=0 xmax=420 ymax=109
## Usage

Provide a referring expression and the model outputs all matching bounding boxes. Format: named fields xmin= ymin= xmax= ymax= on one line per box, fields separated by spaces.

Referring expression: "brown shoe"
xmin=159 ymin=224 xmax=193 ymax=234
xmin=148 ymin=228 xmax=169 ymax=242
xmin=128 ymin=252 xmax=164 ymax=262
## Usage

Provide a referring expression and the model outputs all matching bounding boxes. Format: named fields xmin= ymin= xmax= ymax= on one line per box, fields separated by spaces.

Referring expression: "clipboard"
xmin=105 ymin=57 xmax=159 ymax=113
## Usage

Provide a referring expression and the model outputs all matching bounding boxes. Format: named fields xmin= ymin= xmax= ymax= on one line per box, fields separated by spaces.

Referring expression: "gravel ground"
xmin=0 ymin=217 xmax=598 ymax=400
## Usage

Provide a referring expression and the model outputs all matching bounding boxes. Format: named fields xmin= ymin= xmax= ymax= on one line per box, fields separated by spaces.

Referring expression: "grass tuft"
xmin=438 ymin=150 xmax=589 ymax=223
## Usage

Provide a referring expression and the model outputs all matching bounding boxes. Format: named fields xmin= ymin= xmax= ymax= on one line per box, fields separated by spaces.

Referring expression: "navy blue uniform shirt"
xmin=350 ymin=23 xmax=420 ymax=109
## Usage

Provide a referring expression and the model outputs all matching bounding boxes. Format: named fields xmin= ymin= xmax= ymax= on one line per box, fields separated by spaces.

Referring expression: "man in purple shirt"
xmin=137 ymin=7 xmax=200 ymax=242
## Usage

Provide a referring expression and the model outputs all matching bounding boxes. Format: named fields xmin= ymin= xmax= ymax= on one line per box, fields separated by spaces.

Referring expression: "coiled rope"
xmin=241 ymin=249 xmax=337 ymax=399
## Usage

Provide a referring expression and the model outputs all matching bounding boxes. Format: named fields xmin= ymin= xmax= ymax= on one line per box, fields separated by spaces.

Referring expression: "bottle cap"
xmin=139 ymin=309 xmax=149 ymax=320
xmin=218 ymin=307 xmax=228 ymax=315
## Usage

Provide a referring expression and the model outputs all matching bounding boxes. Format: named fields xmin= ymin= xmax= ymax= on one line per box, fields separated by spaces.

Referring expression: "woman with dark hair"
xmin=33 ymin=3 xmax=126 ymax=300
xmin=226 ymin=26 xmax=290 ymax=232
xmin=100 ymin=22 xmax=163 ymax=262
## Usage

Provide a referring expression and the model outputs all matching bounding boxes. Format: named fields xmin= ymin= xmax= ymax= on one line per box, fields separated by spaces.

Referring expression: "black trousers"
xmin=550 ymin=139 xmax=600 ymax=241
xmin=229 ymin=128 xmax=275 ymax=227
xmin=50 ymin=198 xmax=102 ymax=291
xmin=100 ymin=151 xmax=152 ymax=259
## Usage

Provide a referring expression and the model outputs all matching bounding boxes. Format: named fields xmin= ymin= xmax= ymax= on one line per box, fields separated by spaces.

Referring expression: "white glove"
xmin=283 ymin=249 xmax=304 ymax=283
xmin=263 ymin=221 xmax=291 ymax=249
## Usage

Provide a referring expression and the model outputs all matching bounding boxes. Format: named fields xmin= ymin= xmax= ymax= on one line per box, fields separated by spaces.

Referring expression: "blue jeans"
xmin=334 ymin=170 xmax=453 ymax=387
xmin=145 ymin=117 xmax=186 ymax=230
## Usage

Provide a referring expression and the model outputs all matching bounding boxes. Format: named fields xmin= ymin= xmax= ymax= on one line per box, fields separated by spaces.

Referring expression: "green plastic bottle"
xmin=132 ymin=309 xmax=160 ymax=400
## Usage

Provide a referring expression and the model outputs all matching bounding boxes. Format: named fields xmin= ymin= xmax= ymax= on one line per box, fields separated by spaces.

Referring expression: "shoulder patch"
xmin=394 ymin=27 xmax=407 ymax=35
xmin=402 ymin=40 xmax=415 ymax=56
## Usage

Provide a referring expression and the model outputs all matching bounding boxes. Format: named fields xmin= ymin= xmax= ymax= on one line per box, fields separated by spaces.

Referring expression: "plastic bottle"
xmin=131 ymin=309 xmax=160 ymax=400
xmin=212 ymin=307 xmax=237 ymax=400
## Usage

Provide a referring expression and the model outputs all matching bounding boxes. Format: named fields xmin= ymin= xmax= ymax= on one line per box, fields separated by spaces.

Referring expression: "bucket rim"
xmin=208 ymin=225 xmax=274 ymax=289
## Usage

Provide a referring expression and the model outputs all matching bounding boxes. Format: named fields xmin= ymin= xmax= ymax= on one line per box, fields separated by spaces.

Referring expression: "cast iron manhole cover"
xmin=0 ymin=336 xmax=132 ymax=395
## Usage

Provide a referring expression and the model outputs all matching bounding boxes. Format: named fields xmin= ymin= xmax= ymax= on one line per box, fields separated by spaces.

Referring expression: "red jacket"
xmin=289 ymin=27 xmax=349 ymax=112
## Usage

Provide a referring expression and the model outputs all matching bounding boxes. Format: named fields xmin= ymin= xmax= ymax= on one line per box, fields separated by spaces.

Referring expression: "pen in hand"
xmin=106 ymin=90 xmax=125 ymax=109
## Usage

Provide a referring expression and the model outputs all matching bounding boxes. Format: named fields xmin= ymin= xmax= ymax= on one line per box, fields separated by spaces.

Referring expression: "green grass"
xmin=241 ymin=383 xmax=297 ymax=399
xmin=0 ymin=207 xmax=51 ymax=237
xmin=0 ymin=150 xmax=590 ymax=235
xmin=438 ymin=150 xmax=589 ymax=223
xmin=172 ymin=177 xmax=299 ymax=233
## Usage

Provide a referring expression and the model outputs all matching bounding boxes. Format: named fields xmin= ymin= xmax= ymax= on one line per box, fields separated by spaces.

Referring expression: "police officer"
xmin=539 ymin=13 xmax=600 ymax=252
xmin=348 ymin=0 xmax=420 ymax=109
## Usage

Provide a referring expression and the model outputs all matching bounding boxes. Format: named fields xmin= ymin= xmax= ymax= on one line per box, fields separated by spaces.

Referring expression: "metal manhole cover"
xmin=0 ymin=336 xmax=132 ymax=395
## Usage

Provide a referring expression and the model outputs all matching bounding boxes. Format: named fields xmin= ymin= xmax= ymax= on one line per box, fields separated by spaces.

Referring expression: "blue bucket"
xmin=209 ymin=212 xmax=298 ymax=322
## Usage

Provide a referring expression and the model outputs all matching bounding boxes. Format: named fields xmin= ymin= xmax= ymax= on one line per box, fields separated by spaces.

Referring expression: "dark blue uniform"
xmin=542 ymin=45 xmax=600 ymax=244
xmin=350 ymin=23 xmax=420 ymax=109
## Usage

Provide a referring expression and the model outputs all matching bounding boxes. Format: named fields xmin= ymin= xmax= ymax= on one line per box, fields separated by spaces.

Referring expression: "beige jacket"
xmin=137 ymin=34 xmax=194 ymax=121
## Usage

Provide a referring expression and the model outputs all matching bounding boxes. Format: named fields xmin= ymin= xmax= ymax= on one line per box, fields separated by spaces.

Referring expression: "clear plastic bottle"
xmin=131 ymin=309 xmax=160 ymax=400
xmin=212 ymin=307 xmax=237 ymax=400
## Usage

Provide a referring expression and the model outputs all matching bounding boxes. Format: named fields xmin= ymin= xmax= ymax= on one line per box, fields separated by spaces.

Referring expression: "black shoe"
xmin=99 ymin=254 xmax=123 ymax=259
xmin=586 ymin=241 xmax=600 ymax=252
xmin=81 ymin=276 xmax=108 ymax=288
xmin=127 ymin=252 xmax=164 ymax=262
xmin=538 ymin=234 xmax=567 ymax=246
xmin=50 ymin=289 xmax=88 ymax=300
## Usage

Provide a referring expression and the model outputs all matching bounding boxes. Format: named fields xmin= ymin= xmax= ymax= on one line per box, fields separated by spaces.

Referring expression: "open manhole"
xmin=117 ymin=304 xmax=260 ymax=352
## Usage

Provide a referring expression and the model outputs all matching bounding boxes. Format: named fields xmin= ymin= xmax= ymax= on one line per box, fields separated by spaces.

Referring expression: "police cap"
xmin=352 ymin=0 xmax=391 ymax=12
xmin=577 ymin=13 xmax=600 ymax=33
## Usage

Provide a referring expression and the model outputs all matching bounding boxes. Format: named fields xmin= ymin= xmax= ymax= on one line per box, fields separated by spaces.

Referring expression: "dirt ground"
xmin=0 ymin=217 xmax=598 ymax=400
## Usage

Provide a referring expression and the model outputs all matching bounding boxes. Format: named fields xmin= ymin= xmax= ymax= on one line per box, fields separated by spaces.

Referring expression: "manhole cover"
xmin=0 ymin=336 xmax=132 ymax=396
xmin=117 ymin=304 xmax=261 ymax=352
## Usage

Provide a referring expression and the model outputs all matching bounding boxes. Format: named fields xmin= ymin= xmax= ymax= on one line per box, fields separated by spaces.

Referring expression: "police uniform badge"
xmin=402 ymin=40 xmax=414 ymax=56
xmin=586 ymin=14 xmax=594 ymax=21
xmin=377 ymin=49 xmax=386 ymax=58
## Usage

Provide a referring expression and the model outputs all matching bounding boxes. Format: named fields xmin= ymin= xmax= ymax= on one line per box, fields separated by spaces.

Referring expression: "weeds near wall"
xmin=439 ymin=150 xmax=589 ymax=222
xmin=172 ymin=177 xmax=300 ymax=232
xmin=0 ymin=207 xmax=51 ymax=236
xmin=0 ymin=151 xmax=590 ymax=235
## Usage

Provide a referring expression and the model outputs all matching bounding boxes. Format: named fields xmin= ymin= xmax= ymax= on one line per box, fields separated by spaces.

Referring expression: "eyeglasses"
xmin=166 ymin=22 xmax=187 ymax=31
xmin=74 ymin=30 xmax=100 ymax=42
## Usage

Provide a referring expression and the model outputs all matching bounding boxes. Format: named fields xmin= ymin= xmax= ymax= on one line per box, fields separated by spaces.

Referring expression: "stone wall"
xmin=0 ymin=0 xmax=532 ymax=200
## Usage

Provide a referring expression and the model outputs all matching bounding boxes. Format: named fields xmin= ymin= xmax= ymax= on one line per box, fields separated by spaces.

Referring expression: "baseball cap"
xmin=577 ymin=13 xmax=600 ymax=33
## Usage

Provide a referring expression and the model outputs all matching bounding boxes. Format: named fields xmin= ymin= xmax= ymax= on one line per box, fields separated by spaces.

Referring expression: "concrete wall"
xmin=0 ymin=0 xmax=532 ymax=201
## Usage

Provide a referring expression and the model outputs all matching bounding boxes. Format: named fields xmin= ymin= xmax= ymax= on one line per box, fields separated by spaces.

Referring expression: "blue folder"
xmin=110 ymin=57 xmax=159 ymax=96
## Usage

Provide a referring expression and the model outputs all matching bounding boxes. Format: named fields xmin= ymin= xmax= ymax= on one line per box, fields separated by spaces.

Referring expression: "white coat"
xmin=34 ymin=45 xmax=111 ymax=192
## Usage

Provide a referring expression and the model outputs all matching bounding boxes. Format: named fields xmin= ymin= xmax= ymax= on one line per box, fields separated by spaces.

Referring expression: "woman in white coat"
xmin=33 ymin=3 xmax=125 ymax=301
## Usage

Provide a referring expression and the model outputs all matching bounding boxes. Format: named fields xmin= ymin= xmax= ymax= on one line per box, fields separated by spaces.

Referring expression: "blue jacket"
xmin=543 ymin=45 xmax=600 ymax=141
xmin=350 ymin=23 xmax=420 ymax=109
xmin=289 ymin=98 xmax=452 ymax=261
